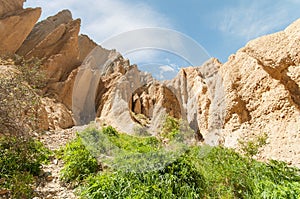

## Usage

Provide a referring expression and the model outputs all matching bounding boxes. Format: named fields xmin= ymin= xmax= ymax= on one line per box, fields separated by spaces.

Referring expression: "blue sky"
xmin=25 ymin=0 xmax=300 ymax=68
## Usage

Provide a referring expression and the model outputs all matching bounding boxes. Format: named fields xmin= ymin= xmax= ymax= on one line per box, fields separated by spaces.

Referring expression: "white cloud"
xmin=24 ymin=0 xmax=172 ymax=43
xmin=24 ymin=0 xmax=208 ymax=80
xmin=217 ymin=1 xmax=300 ymax=41
xmin=160 ymin=65 xmax=175 ymax=72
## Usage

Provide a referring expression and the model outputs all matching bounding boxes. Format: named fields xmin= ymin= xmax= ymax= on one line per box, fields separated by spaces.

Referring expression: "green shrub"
xmin=60 ymin=126 xmax=300 ymax=198
xmin=0 ymin=136 xmax=51 ymax=198
xmin=59 ymin=126 xmax=161 ymax=183
xmin=160 ymin=116 xmax=195 ymax=143
xmin=14 ymin=56 xmax=46 ymax=90
xmin=239 ymin=132 xmax=268 ymax=157
xmin=9 ymin=171 xmax=35 ymax=199
xmin=80 ymin=155 xmax=205 ymax=199
xmin=59 ymin=136 xmax=99 ymax=183
xmin=0 ymin=56 xmax=49 ymax=198
xmin=161 ymin=116 xmax=181 ymax=140
xmin=102 ymin=125 xmax=119 ymax=137
xmin=192 ymin=146 xmax=300 ymax=198
xmin=0 ymin=137 xmax=51 ymax=176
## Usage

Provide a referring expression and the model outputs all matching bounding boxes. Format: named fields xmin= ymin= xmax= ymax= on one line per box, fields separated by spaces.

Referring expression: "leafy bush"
xmin=59 ymin=126 xmax=161 ymax=183
xmin=160 ymin=116 xmax=195 ymax=144
xmin=192 ymin=146 xmax=300 ymax=198
xmin=0 ymin=136 xmax=51 ymax=198
xmin=102 ymin=125 xmax=119 ymax=137
xmin=239 ymin=132 xmax=268 ymax=157
xmin=8 ymin=171 xmax=35 ymax=199
xmin=161 ymin=116 xmax=181 ymax=140
xmin=79 ymin=126 xmax=160 ymax=155
xmin=80 ymin=155 xmax=205 ymax=199
xmin=13 ymin=56 xmax=46 ymax=90
xmin=0 ymin=56 xmax=49 ymax=198
xmin=59 ymin=126 xmax=300 ymax=198
xmin=59 ymin=136 xmax=99 ymax=183
xmin=0 ymin=137 xmax=51 ymax=176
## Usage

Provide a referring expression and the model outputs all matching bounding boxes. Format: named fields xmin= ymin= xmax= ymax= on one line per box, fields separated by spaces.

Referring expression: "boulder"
xmin=42 ymin=97 xmax=74 ymax=130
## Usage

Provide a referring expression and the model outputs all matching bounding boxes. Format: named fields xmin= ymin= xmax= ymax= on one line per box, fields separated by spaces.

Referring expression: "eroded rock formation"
xmin=0 ymin=0 xmax=300 ymax=166
xmin=0 ymin=3 xmax=41 ymax=55
xmin=218 ymin=19 xmax=300 ymax=166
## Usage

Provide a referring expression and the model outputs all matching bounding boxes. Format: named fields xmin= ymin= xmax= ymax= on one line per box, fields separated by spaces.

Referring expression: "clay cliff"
xmin=0 ymin=0 xmax=300 ymax=167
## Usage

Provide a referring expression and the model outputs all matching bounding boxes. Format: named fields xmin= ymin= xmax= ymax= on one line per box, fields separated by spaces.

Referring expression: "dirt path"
xmin=34 ymin=127 xmax=80 ymax=199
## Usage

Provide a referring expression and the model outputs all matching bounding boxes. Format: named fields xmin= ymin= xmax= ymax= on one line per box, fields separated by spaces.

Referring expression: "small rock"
xmin=46 ymin=175 xmax=54 ymax=182
xmin=53 ymin=159 xmax=59 ymax=165
xmin=46 ymin=194 xmax=53 ymax=199
xmin=0 ymin=189 xmax=9 ymax=195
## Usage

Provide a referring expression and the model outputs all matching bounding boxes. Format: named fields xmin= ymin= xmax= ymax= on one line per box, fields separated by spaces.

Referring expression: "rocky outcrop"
xmin=0 ymin=7 xmax=41 ymax=55
xmin=87 ymin=19 xmax=300 ymax=167
xmin=214 ymin=19 xmax=300 ymax=167
xmin=78 ymin=34 xmax=98 ymax=62
xmin=164 ymin=59 xmax=223 ymax=142
xmin=0 ymin=2 xmax=91 ymax=131
xmin=17 ymin=10 xmax=73 ymax=56
xmin=17 ymin=10 xmax=81 ymax=83
xmin=0 ymin=0 xmax=25 ymax=17
xmin=130 ymin=83 xmax=182 ymax=120
xmin=1 ymin=0 xmax=300 ymax=167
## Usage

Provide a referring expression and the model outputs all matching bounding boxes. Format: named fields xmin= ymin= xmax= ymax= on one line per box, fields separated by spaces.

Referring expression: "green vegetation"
xmin=59 ymin=124 xmax=300 ymax=199
xmin=0 ymin=137 xmax=51 ymax=198
xmin=58 ymin=135 xmax=99 ymax=183
xmin=1 ymin=55 xmax=299 ymax=198
xmin=160 ymin=115 xmax=195 ymax=144
xmin=0 ymin=56 xmax=50 ymax=198
xmin=160 ymin=115 xmax=181 ymax=140
xmin=239 ymin=132 xmax=268 ymax=157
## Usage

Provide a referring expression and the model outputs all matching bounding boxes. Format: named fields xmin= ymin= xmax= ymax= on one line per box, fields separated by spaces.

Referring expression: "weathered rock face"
xmin=0 ymin=0 xmax=300 ymax=167
xmin=0 ymin=0 xmax=25 ymax=17
xmin=76 ymin=56 xmax=220 ymax=136
xmin=0 ymin=7 xmax=41 ymax=55
xmin=72 ymin=46 xmax=124 ymax=125
xmin=165 ymin=59 xmax=223 ymax=142
xmin=0 ymin=2 xmax=95 ymax=131
xmin=17 ymin=10 xmax=73 ymax=56
xmin=17 ymin=10 xmax=81 ymax=83
xmin=78 ymin=34 xmax=98 ymax=63
xmin=16 ymin=9 xmax=98 ymax=112
xmin=216 ymin=19 xmax=300 ymax=167
xmin=130 ymin=83 xmax=182 ymax=120
xmin=90 ymin=19 xmax=300 ymax=167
